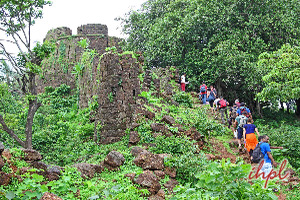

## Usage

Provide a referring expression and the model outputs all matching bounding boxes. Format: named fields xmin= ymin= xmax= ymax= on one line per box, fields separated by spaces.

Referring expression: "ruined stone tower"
xmin=95 ymin=53 xmax=142 ymax=144
xmin=37 ymin=24 xmax=123 ymax=107
xmin=37 ymin=24 xmax=144 ymax=144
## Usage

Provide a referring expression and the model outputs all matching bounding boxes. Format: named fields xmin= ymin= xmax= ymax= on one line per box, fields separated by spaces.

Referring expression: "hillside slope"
xmin=1 ymin=84 xmax=299 ymax=199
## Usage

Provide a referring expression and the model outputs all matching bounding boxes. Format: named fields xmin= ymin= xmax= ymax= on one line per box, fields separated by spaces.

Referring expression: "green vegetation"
xmin=1 ymin=0 xmax=299 ymax=199
xmin=171 ymin=160 xmax=278 ymax=200
xmin=256 ymin=44 xmax=300 ymax=115
xmin=2 ymin=83 xmax=298 ymax=199
xmin=120 ymin=0 xmax=300 ymax=113
xmin=254 ymin=109 xmax=300 ymax=169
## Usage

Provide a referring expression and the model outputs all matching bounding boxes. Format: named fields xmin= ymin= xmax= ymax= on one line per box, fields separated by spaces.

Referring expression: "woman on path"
xmin=207 ymin=85 xmax=217 ymax=113
xmin=243 ymin=118 xmax=260 ymax=158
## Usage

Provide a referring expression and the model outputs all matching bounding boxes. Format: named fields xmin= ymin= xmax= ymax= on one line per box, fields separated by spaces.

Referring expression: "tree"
xmin=256 ymin=44 xmax=300 ymax=116
xmin=121 ymin=0 xmax=300 ymax=110
xmin=0 ymin=0 xmax=53 ymax=149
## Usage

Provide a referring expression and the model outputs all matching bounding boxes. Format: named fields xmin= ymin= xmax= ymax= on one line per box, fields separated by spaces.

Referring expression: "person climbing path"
xmin=199 ymin=82 xmax=207 ymax=104
xmin=235 ymin=111 xmax=248 ymax=151
xmin=243 ymin=118 xmax=260 ymax=159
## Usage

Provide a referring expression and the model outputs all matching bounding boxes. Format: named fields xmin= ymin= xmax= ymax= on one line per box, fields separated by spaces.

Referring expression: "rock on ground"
xmin=0 ymin=172 xmax=11 ymax=186
xmin=104 ymin=151 xmax=125 ymax=168
xmin=22 ymin=149 xmax=42 ymax=161
xmin=130 ymin=146 xmax=147 ymax=157
xmin=40 ymin=192 xmax=63 ymax=200
xmin=135 ymin=170 xmax=161 ymax=195
xmin=134 ymin=151 xmax=164 ymax=170
xmin=129 ymin=131 xmax=140 ymax=145
xmin=164 ymin=179 xmax=179 ymax=193
xmin=161 ymin=115 xmax=175 ymax=126
xmin=74 ymin=163 xmax=103 ymax=179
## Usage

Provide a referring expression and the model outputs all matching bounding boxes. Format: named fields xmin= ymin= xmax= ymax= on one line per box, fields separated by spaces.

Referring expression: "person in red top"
xmin=199 ymin=81 xmax=207 ymax=104
xmin=217 ymin=96 xmax=229 ymax=124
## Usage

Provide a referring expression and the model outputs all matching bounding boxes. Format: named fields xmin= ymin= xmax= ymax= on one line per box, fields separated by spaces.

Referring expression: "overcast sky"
xmin=32 ymin=0 xmax=146 ymax=43
xmin=1 ymin=0 xmax=146 ymax=56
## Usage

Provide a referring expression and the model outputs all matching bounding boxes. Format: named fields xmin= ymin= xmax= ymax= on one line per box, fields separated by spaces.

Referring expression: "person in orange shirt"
xmin=243 ymin=118 xmax=260 ymax=158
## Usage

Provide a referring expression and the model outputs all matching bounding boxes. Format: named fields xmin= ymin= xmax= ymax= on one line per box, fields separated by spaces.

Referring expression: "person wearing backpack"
xmin=213 ymin=96 xmax=220 ymax=119
xmin=258 ymin=135 xmax=278 ymax=175
xmin=252 ymin=136 xmax=284 ymax=163
xmin=199 ymin=82 xmax=207 ymax=104
xmin=243 ymin=118 xmax=260 ymax=158
xmin=229 ymin=103 xmax=238 ymax=128
xmin=217 ymin=96 xmax=229 ymax=124
xmin=207 ymin=85 xmax=217 ymax=113
xmin=236 ymin=102 xmax=252 ymax=118
xmin=235 ymin=111 xmax=248 ymax=150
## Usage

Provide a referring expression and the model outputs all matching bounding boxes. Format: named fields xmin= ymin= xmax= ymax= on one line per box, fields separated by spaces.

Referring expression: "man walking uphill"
xmin=217 ymin=96 xmax=229 ymax=124
xmin=235 ymin=111 xmax=248 ymax=150
xmin=259 ymin=135 xmax=278 ymax=175
xmin=200 ymin=82 xmax=207 ymax=104
xmin=237 ymin=102 xmax=252 ymax=118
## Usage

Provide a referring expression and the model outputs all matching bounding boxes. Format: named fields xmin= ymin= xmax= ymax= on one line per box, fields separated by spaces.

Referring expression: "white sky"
xmin=1 ymin=0 xmax=146 ymax=55
xmin=32 ymin=0 xmax=146 ymax=43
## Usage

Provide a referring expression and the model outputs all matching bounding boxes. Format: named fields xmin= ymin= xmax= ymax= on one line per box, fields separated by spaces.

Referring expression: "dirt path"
xmin=192 ymin=97 xmax=300 ymax=200
xmin=193 ymin=100 xmax=251 ymax=163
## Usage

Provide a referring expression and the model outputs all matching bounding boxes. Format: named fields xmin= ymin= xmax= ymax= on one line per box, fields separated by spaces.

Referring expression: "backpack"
xmin=252 ymin=143 xmax=264 ymax=163
xmin=200 ymin=85 xmax=206 ymax=93
xmin=240 ymin=107 xmax=250 ymax=118
xmin=219 ymin=99 xmax=227 ymax=108
xmin=239 ymin=115 xmax=247 ymax=128
xmin=230 ymin=106 xmax=238 ymax=118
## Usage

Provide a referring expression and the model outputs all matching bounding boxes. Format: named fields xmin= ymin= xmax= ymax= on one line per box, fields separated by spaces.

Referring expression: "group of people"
xmin=197 ymin=81 xmax=279 ymax=175
xmin=180 ymin=75 xmax=280 ymax=176
xmin=199 ymin=82 xmax=227 ymax=124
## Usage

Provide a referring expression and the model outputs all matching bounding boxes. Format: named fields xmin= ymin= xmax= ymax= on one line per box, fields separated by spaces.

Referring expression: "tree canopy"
xmin=121 ymin=0 xmax=300 ymax=108
xmin=256 ymin=44 xmax=300 ymax=114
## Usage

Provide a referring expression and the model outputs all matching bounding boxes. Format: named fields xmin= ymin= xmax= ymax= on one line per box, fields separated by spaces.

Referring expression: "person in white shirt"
xmin=181 ymin=73 xmax=187 ymax=91
xmin=213 ymin=96 xmax=220 ymax=118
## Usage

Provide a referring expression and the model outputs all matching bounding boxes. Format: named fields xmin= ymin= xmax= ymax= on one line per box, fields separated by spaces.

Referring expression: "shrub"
xmin=173 ymin=92 xmax=193 ymax=108
xmin=149 ymin=135 xmax=196 ymax=155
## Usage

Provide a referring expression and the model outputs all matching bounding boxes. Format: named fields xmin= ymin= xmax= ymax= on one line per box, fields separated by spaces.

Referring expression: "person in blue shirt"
xmin=236 ymin=102 xmax=252 ymax=118
xmin=243 ymin=118 xmax=260 ymax=158
xmin=259 ymin=135 xmax=278 ymax=175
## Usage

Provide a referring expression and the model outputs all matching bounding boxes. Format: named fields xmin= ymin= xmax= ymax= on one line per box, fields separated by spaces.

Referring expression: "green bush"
xmin=171 ymin=159 xmax=278 ymax=200
xmin=172 ymin=92 xmax=193 ymax=108
xmin=255 ymin=109 xmax=300 ymax=169
xmin=149 ymin=135 xmax=196 ymax=155
xmin=165 ymin=152 xmax=207 ymax=185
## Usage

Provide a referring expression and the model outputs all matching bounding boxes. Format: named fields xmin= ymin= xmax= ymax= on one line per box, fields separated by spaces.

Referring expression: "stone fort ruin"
xmin=37 ymin=24 xmax=179 ymax=144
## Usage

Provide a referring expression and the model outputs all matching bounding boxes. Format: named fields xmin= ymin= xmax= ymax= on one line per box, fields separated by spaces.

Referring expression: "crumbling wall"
xmin=36 ymin=24 xmax=123 ymax=101
xmin=95 ymin=53 xmax=143 ymax=144
xmin=38 ymin=32 xmax=78 ymax=92
xmin=108 ymin=36 xmax=123 ymax=50
xmin=142 ymin=66 xmax=180 ymax=96
xmin=36 ymin=24 xmax=183 ymax=145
